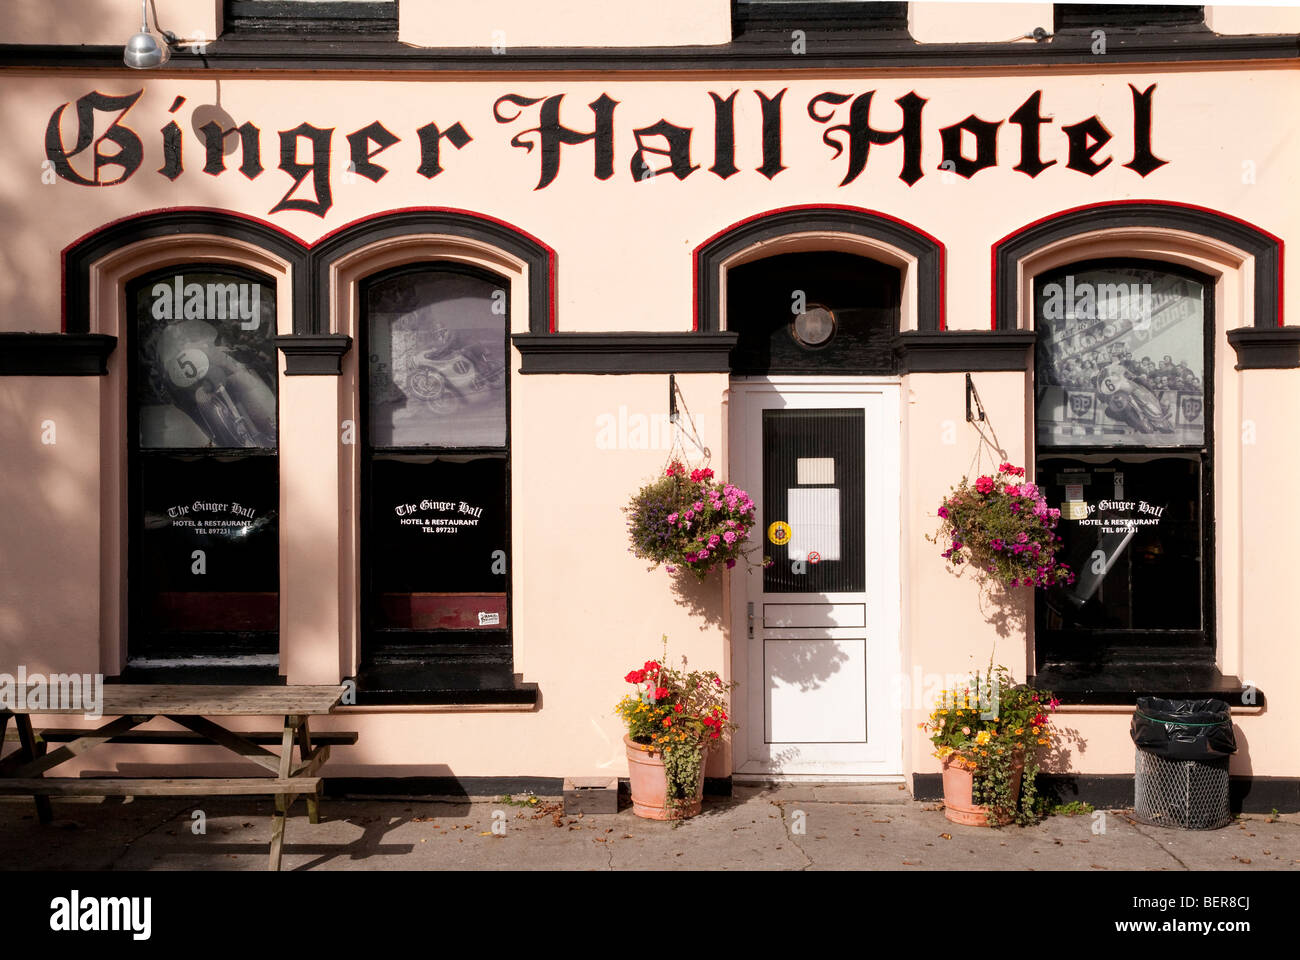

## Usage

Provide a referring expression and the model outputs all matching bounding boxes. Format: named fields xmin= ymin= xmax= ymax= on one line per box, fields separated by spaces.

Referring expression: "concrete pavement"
xmin=1 ymin=784 xmax=1296 ymax=870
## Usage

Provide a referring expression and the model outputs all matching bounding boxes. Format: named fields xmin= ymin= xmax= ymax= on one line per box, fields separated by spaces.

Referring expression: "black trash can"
xmin=1130 ymin=698 xmax=1237 ymax=829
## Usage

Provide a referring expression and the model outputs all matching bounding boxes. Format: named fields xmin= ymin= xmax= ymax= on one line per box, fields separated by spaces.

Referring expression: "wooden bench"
xmin=0 ymin=684 xmax=355 ymax=871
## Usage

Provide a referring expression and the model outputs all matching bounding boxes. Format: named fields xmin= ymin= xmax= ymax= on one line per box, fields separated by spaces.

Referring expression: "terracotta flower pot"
xmin=941 ymin=752 xmax=1024 ymax=827
xmin=624 ymin=735 xmax=704 ymax=820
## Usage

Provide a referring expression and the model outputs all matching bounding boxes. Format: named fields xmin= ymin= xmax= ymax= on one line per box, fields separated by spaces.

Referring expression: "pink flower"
xmin=723 ymin=531 xmax=737 ymax=544
xmin=708 ymin=535 xmax=721 ymax=547
xmin=725 ymin=558 xmax=736 ymax=569
xmin=667 ymin=512 xmax=678 ymax=524
xmin=975 ymin=476 xmax=995 ymax=494
xmin=937 ymin=506 xmax=950 ymax=519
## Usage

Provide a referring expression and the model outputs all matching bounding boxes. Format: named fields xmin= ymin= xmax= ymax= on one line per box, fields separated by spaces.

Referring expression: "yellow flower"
xmin=975 ymin=730 xmax=991 ymax=746
xmin=1015 ymin=728 xmax=1024 ymax=735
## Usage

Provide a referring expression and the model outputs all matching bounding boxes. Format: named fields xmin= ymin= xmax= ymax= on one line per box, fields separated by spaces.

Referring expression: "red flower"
xmin=663 ymin=718 xmax=672 ymax=727
xmin=710 ymin=731 xmax=720 ymax=739
xmin=674 ymin=703 xmax=684 ymax=714
xmin=975 ymin=476 xmax=996 ymax=494
xmin=624 ymin=670 xmax=645 ymax=684
xmin=702 ymin=716 xmax=715 ymax=727
xmin=644 ymin=661 xmax=660 ymax=675
xmin=654 ymin=687 xmax=669 ymax=700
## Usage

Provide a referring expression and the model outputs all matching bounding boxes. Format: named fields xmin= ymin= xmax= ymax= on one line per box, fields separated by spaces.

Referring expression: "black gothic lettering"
xmin=494 ymin=93 xmax=617 ymax=190
xmin=1009 ymin=91 xmax=1055 ymax=178
xmin=270 ymin=123 xmax=334 ymax=217
xmin=416 ymin=122 xmax=472 ymax=178
xmin=346 ymin=121 xmax=400 ymax=182
xmin=631 ymin=120 xmax=699 ymax=181
xmin=1124 ymin=83 xmax=1167 ymax=178
xmin=1063 ymin=116 xmax=1113 ymax=176
xmin=158 ymin=121 xmax=183 ymax=181
xmin=808 ymin=90 xmax=926 ymax=186
xmin=44 ymin=90 xmax=144 ymax=187
xmin=938 ymin=114 xmax=1000 ymax=179
xmin=756 ymin=89 xmax=787 ymax=180
xmin=200 ymin=121 xmax=263 ymax=179
xmin=709 ymin=91 xmax=739 ymax=180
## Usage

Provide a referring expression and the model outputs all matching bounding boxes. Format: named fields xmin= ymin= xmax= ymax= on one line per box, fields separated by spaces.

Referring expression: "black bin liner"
xmin=1130 ymin=698 xmax=1237 ymax=760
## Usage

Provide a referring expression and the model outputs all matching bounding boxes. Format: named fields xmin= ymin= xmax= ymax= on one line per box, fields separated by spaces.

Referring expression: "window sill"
xmin=348 ymin=665 xmax=539 ymax=708
xmin=1030 ymin=664 xmax=1258 ymax=707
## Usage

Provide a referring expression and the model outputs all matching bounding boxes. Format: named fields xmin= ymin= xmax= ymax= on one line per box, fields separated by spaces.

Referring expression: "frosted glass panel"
xmin=787 ymin=488 xmax=841 ymax=561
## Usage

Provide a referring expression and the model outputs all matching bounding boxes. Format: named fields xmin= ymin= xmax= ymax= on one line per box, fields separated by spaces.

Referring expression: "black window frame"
xmin=223 ymin=1 xmax=398 ymax=37
xmin=1032 ymin=256 xmax=1215 ymax=673
xmin=1053 ymin=4 xmax=1206 ymax=32
xmin=125 ymin=263 xmax=281 ymax=676
xmin=357 ymin=261 xmax=515 ymax=696
xmin=733 ymin=1 xmax=910 ymax=40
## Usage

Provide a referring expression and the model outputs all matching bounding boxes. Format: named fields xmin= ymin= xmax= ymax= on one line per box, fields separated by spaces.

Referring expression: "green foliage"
xmin=921 ymin=661 xmax=1061 ymax=827
xmin=1051 ymin=800 xmax=1095 ymax=816
xmin=623 ymin=461 xmax=763 ymax=579
xmin=927 ymin=463 xmax=1074 ymax=589
xmin=615 ymin=636 xmax=737 ymax=814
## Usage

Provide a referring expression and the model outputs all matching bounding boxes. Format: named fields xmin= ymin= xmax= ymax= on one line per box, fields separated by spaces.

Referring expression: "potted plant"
xmin=929 ymin=462 xmax=1075 ymax=589
xmin=623 ymin=460 xmax=766 ymax=579
xmin=615 ymin=640 xmax=737 ymax=820
xmin=919 ymin=663 xmax=1060 ymax=826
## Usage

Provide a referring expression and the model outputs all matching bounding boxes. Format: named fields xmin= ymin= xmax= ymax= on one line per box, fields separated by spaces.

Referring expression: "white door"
xmin=729 ymin=378 xmax=902 ymax=778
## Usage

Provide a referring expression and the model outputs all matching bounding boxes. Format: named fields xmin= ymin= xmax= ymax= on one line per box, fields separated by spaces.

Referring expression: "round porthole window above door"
xmin=791 ymin=304 xmax=837 ymax=349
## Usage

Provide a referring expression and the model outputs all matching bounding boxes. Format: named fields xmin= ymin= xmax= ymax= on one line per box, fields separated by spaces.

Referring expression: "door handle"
xmin=747 ymin=602 xmax=754 ymax=639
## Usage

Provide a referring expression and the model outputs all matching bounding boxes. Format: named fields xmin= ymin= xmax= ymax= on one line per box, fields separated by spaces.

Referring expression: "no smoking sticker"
xmin=807 ymin=551 xmax=821 ymax=564
xmin=768 ymin=521 xmax=791 ymax=546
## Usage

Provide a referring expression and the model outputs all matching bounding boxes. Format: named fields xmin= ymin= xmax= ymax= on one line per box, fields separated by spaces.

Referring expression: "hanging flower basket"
xmin=623 ymin=460 xmax=766 ymax=580
xmin=929 ymin=462 xmax=1075 ymax=589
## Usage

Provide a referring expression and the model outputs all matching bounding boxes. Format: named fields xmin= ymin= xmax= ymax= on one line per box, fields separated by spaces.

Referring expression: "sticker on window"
xmin=477 ymin=611 xmax=500 ymax=627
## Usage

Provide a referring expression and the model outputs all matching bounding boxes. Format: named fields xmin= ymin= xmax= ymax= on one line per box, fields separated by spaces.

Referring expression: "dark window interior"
xmin=223 ymin=1 xmax=398 ymax=37
xmin=358 ymin=263 xmax=513 ymax=695
xmin=1053 ymin=4 xmax=1206 ymax=32
xmin=762 ymin=409 xmax=866 ymax=594
xmin=1033 ymin=259 xmax=1213 ymax=676
xmin=726 ymin=251 xmax=900 ymax=375
xmin=127 ymin=266 xmax=279 ymax=678
xmin=733 ymin=1 xmax=910 ymax=40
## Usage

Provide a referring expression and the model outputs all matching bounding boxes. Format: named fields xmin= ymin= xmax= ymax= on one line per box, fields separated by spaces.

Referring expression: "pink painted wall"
xmin=0 ymin=44 xmax=1296 ymax=784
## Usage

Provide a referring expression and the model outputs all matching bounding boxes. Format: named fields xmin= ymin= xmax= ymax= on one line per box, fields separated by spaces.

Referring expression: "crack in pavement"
xmin=105 ymin=799 xmax=199 ymax=871
xmin=1122 ymin=813 xmax=1191 ymax=871
xmin=774 ymin=800 xmax=814 ymax=870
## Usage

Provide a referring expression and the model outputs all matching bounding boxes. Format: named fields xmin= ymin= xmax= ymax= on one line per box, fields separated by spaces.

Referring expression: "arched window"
xmin=1033 ymin=258 xmax=1213 ymax=669
xmin=127 ymin=265 xmax=280 ymax=675
xmin=358 ymin=263 xmax=512 ymax=692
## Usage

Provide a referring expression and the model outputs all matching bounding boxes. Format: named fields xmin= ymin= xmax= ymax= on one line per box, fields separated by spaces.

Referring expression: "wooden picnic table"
xmin=0 ymin=684 xmax=355 ymax=871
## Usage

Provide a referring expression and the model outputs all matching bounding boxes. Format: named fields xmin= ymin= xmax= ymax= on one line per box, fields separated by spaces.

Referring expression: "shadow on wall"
xmin=0 ymin=383 xmax=100 ymax=674
xmin=0 ymin=0 xmax=135 ymax=46
xmin=667 ymin=567 xmax=724 ymax=630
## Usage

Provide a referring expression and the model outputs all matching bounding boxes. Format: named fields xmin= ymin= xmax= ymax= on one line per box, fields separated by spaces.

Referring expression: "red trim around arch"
xmin=60 ymin=205 xmax=559 ymax=333
xmin=691 ymin=203 xmax=948 ymax=331
xmin=991 ymin=199 xmax=1285 ymax=331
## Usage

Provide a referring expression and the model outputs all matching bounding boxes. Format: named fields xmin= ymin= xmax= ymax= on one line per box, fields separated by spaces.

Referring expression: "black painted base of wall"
xmin=325 ymin=776 xmax=735 ymax=799
xmin=913 ymin=772 xmax=1300 ymax=813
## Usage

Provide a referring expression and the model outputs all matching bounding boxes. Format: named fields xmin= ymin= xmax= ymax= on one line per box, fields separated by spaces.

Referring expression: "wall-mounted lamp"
xmin=124 ymin=0 xmax=175 ymax=69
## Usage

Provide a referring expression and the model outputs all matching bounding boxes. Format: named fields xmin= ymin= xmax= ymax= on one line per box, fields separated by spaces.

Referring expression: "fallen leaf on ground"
xmin=939 ymin=833 xmax=951 ymax=840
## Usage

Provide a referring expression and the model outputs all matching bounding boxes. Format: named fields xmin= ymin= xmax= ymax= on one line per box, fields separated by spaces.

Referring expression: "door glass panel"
xmin=763 ymin=409 xmax=865 ymax=593
xmin=135 ymin=271 xmax=277 ymax=449
xmin=129 ymin=267 xmax=279 ymax=659
xmin=366 ymin=270 xmax=507 ymax=448
xmin=367 ymin=454 xmax=508 ymax=632
xmin=1035 ymin=265 xmax=1205 ymax=448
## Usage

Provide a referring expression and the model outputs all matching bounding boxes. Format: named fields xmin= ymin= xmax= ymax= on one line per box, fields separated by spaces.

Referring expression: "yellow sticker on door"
xmin=768 ymin=521 xmax=792 ymax=545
